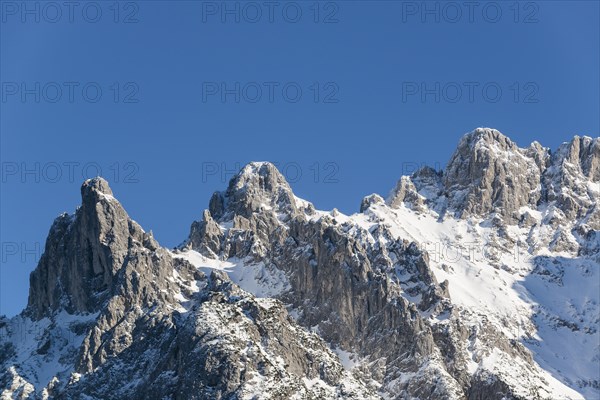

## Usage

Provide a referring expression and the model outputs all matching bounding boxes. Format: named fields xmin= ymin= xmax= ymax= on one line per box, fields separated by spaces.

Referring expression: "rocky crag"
xmin=1 ymin=128 xmax=598 ymax=399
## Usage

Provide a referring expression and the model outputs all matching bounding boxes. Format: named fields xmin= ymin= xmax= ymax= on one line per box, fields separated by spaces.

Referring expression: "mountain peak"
xmin=383 ymin=128 xmax=597 ymax=223
xmin=82 ymin=176 xmax=113 ymax=196
xmin=231 ymin=162 xmax=291 ymax=193
xmin=441 ymin=128 xmax=543 ymax=219
xmin=79 ymin=177 xmax=117 ymax=210
xmin=465 ymin=126 xmax=501 ymax=138
xmin=208 ymin=162 xmax=297 ymax=221
xmin=27 ymin=178 xmax=147 ymax=319
xmin=7 ymin=131 xmax=600 ymax=399
xmin=458 ymin=127 xmax=517 ymax=152
xmin=558 ymin=135 xmax=600 ymax=180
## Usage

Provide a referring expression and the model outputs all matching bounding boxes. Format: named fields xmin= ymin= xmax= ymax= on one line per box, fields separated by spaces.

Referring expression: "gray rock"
xmin=3 ymin=129 xmax=598 ymax=400
xmin=4 ymin=177 xmax=376 ymax=399
xmin=443 ymin=128 xmax=545 ymax=221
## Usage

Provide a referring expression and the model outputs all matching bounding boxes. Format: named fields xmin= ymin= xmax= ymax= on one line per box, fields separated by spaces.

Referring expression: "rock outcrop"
xmin=2 ymin=178 xmax=377 ymax=399
xmin=442 ymin=128 xmax=546 ymax=220
xmin=2 ymin=129 xmax=598 ymax=400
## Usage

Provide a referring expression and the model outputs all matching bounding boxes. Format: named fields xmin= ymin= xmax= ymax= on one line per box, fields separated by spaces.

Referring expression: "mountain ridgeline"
xmin=1 ymin=128 xmax=599 ymax=399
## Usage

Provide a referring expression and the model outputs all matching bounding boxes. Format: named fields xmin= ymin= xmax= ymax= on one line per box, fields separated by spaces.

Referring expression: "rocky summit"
xmin=1 ymin=128 xmax=598 ymax=399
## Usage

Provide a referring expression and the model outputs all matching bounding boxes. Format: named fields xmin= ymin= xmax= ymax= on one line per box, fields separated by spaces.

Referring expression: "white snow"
xmin=349 ymin=200 xmax=597 ymax=400
xmin=0 ymin=311 xmax=99 ymax=398
xmin=332 ymin=347 xmax=358 ymax=370
xmin=172 ymin=250 xmax=290 ymax=298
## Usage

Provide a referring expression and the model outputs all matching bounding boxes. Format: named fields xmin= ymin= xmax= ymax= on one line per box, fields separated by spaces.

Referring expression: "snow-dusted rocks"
xmin=1 ymin=128 xmax=598 ymax=399
xmin=443 ymin=128 xmax=545 ymax=220
xmin=2 ymin=177 xmax=376 ymax=399
xmin=542 ymin=135 xmax=600 ymax=220
xmin=27 ymin=177 xmax=168 ymax=320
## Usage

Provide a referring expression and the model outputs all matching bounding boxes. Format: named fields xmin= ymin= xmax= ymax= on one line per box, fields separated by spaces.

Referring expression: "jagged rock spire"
xmin=26 ymin=178 xmax=160 ymax=319
xmin=7 ymin=130 xmax=598 ymax=399
xmin=383 ymin=128 xmax=598 ymax=222
xmin=187 ymin=162 xmax=315 ymax=258
xmin=208 ymin=162 xmax=298 ymax=220
xmin=442 ymin=128 xmax=546 ymax=220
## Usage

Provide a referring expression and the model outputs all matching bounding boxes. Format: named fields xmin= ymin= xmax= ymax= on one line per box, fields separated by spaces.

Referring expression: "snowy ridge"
xmin=357 ymin=201 xmax=597 ymax=399
xmin=1 ymin=128 xmax=598 ymax=399
xmin=171 ymin=250 xmax=291 ymax=298
xmin=0 ymin=311 xmax=99 ymax=399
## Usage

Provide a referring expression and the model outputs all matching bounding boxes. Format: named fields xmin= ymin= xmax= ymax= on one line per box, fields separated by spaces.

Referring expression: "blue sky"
xmin=1 ymin=0 xmax=598 ymax=316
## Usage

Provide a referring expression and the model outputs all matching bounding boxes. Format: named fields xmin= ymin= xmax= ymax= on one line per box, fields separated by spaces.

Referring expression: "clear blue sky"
xmin=1 ymin=1 xmax=598 ymax=316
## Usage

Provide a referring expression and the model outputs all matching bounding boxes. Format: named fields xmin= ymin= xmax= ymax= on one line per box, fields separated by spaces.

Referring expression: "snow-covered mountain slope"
xmin=361 ymin=199 xmax=598 ymax=399
xmin=1 ymin=178 xmax=377 ymax=400
xmin=371 ymin=129 xmax=599 ymax=398
xmin=1 ymin=128 xmax=598 ymax=399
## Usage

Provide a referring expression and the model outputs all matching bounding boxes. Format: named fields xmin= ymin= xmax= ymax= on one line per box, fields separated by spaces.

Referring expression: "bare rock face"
xmin=2 ymin=129 xmax=598 ymax=400
xmin=443 ymin=128 xmax=546 ymax=221
xmin=386 ymin=128 xmax=598 ymax=258
xmin=208 ymin=162 xmax=301 ymax=221
xmin=187 ymin=209 xmax=223 ymax=257
xmin=182 ymin=162 xmax=544 ymax=399
xmin=27 ymin=177 xmax=165 ymax=320
xmin=3 ymin=177 xmax=376 ymax=399
xmin=59 ymin=270 xmax=378 ymax=400
xmin=398 ymin=129 xmax=599 ymax=225
xmin=542 ymin=135 xmax=600 ymax=219
xmin=387 ymin=176 xmax=426 ymax=211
